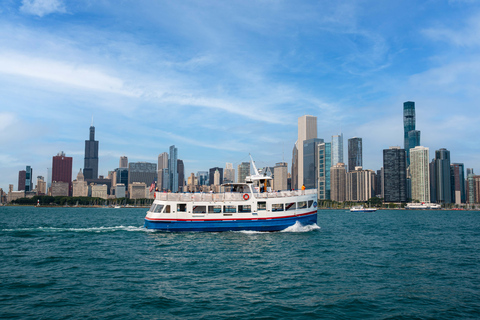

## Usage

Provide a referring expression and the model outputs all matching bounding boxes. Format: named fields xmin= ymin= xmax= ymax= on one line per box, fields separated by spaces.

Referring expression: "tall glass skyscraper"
xmin=404 ymin=101 xmax=420 ymax=166
xmin=169 ymin=145 xmax=178 ymax=192
xmin=433 ymin=148 xmax=452 ymax=204
xmin=84 ymin=124 xmax=99 ymax=179
xmin=318 ymin=142 xmax=331 ymax=200
xmin=303 ymin=138 xmax=324 ymax=189
xmin=331 ymin=133 xmax=343 ymax=167
xmin=383 ymin=147 xmax=407 ymax=202
xmin=450 ymin=163 xmax=465 ymax=204
xmin=348 ymin=137 xmax=362 ymax=172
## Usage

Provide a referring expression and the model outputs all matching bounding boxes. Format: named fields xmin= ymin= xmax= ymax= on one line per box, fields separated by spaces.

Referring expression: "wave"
xmin=1 ymin=226 xmax=145 ymax=233
xmin=280 ymin=221 xmax=320 ymax=233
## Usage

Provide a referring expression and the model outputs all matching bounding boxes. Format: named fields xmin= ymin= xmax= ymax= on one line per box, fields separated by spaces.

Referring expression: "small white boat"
xmin=350 ymin=206 xmax=377 ymax=212
xmin=405 ymin=202 xmax=441 ymax=210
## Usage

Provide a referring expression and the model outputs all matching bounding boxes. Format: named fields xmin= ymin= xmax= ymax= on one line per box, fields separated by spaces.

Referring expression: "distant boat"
xmin=114 ymin=205 xmax=121 ymax=209
xmin=405 ymin=202 xmax=441 ymax=210
xmin=350 ymin=206 xmax=377 ymax=212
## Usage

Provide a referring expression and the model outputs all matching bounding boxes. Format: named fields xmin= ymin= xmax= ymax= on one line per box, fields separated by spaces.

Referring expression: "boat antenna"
xmin=249 ymin=154 xmax=260 ymax=175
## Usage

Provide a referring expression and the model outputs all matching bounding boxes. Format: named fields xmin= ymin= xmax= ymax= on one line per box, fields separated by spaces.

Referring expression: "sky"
xmin=1 ymin=0 xmax=480 ymax=190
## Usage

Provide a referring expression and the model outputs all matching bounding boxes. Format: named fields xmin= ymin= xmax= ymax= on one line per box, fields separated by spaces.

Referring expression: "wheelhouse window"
xmin=258 ymin=202 xmax=266 ymax=211
xmin=153 ymin=204 xmax=164 ymax=213
xmin=208 ymin=205 xmax=222 ymax=213
xmin=149 ymin=203 xmax=155 ymax=212
xmin=165 ymin=205 xmax=171 ymax=213
xmin=177 ymin=203 xmax=187 ymax=212
xmin=193 ymin=206 xmax=206 ymax=213
xmin=224 ymin=205 xmax=237 ymax=213
xmin=238 ymin=205 xmax=251 ymax=213
xmin=297 ymin=201 xmax=307 ymax=209
xmin=272 ymin=203 xmax=284 ymax=211
xmin=308 ymin=200 xmax=314 ymax=208
xmin=285 ymin=202 xmax=296 ymax=211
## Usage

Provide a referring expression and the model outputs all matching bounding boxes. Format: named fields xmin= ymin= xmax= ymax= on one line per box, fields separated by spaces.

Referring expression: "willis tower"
xmin=84 ymin=120 xmax=99 ymax=179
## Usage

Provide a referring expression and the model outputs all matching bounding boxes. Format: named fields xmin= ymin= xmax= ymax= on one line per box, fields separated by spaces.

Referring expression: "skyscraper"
xmin=209 ymin=167 xmax=223 ymax=186
xmin=330 ymin=163 xmax=346 ymax=202
xmin=119 ymin=156 xmax=128 ymax=168
xmin=197 ymin=171 xmax=208 ymax=186
xmin=237 ymin=162 xmax=251 ymax=183
xmin=291 ymin=143 xmax=298 ymax=190
xmin=410 ymin=146 xmax=430 ymax=203
xmin=273 ymin=162 xmax=288 ymax=191
xmin=177 ymin=159 xmax=184 ymax=192
xmin=224 ymin=163 xmax=235 ymax=184
xmin=128 ymin=162 xmax=157 ymax=193
xmin=296 ymin=115 xmax=317 ymax=188
xmin=25 ymin=166 xmax=33 ymax=192
xmin=169 ymin=145 xmax=178 ymax=192
xmin=158 ymin=152 xmax=168 ymax=190
xmin=404 ymin=101 xmax=421 ymax=166
xmin=434 ymin=148 xmax=452 ymax=204
xmin=383 ymin=147 xmax=407 ymax=202
xmin=52 ymin=151 xmax=73 ymax=196
xmin=18 ymin=170 xmax=26 ymax=191
xmin=346 ymin=167 xmax=375 ymax=202
xmin=331 ymin=133 xmax=343 ymax=166
xmin=450 ymin=163 xmax=465 ymax=204
xmin=84 ymin=124 xmax=99 ymax=179
xmin=303 ymin=138 xmax=324 ymax=189
xmin=348 ymin=137 xmax=362 ymax=172
xmin=318 ymin=142 xmax=331 ymax=200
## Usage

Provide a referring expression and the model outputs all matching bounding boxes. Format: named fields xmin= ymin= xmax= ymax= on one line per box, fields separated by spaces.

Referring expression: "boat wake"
xmin=1 ymin=226 xmax=145 ymax=233
xmin=280 ymin=221 xmax=320 ymax=233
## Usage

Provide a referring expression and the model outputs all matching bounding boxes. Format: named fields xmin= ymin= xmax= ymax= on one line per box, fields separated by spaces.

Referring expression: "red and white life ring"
xmin=243 ymin=194 xmax=249 ymax=200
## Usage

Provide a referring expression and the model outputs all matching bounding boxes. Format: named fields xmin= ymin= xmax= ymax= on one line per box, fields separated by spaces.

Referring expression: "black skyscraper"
xmin=404 ymin=101 xmax=421 ymax=166
xmin=348 ymin=137 xmax=362 ymax=172
xmin=84 ymin=125 xmax=99 ymax=180
xmin=434 ymin=148 xmax=452 ymax=204
xmin=383 ymin=147 xmax=407 ymax=202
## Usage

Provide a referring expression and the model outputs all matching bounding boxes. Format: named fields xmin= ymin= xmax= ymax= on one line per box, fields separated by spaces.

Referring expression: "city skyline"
xmin=1 ymin=1 xmax=480 ymax=189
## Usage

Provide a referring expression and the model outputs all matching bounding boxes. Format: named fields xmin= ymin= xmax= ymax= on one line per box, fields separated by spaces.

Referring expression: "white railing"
xmin=154 ymin=189 xmax=317 ymax=202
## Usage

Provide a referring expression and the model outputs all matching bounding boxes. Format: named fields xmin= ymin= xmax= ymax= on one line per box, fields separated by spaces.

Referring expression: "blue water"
xmin=1 ymin=207 xmax=480 ymax=319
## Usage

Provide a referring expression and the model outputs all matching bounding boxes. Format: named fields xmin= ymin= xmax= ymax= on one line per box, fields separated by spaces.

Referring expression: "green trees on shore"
xmin=10 ymin=195 xmax=154 ymax=207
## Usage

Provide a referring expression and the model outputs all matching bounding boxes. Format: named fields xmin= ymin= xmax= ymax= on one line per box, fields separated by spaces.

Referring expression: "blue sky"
xmin=1 ymin=0 xmax=480 ymax=190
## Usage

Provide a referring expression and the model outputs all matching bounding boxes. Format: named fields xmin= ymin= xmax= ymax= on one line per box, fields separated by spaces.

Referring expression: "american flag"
xmin=149 ymin=182 xmax=155 ymax=193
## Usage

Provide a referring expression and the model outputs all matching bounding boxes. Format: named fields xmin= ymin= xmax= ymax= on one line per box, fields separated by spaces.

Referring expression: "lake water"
xmin=1 ymin=207 xmax=479 ymax=319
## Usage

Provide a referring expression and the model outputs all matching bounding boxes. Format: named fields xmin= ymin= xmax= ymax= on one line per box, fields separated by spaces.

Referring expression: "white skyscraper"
xmin=296 ymin=115 xmax=317 ymax=188
xmin=331 ymin=133 xmax=343 ymax=166
xmin=410 ymin=146 xmax=430 ymax=203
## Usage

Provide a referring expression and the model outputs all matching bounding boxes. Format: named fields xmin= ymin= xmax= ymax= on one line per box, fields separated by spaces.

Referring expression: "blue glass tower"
xmin=169 ymin=145 xmax=178 ymax=192
xmin=404 ymin=101 xmax=420 ymax=166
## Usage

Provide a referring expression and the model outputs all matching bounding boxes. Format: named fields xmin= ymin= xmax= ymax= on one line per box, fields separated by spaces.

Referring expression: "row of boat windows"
xmin=149 ymin=200 xmax=314 ymax=214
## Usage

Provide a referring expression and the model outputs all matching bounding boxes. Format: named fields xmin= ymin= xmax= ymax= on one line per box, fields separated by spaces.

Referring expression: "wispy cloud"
xmin=423 ymin=11 xmax=480 ymax=47
xmin=20 ymin=0 xmax=66 ymax=17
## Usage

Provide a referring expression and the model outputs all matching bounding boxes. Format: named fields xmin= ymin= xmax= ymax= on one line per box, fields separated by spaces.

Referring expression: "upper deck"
xmin=154 ymin=189 xmax=317 ymax=202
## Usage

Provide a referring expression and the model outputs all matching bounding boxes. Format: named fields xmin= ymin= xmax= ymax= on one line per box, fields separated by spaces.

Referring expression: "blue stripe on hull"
xmin=144 ymin=213 xmax=317 ymax=232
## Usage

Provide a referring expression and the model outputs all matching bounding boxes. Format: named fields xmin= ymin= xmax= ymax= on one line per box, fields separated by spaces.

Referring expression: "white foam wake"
xmin=1 ymin=226 xmax=145 ymax=233
xmin=280 ymin=221 xmax=320 ymax=233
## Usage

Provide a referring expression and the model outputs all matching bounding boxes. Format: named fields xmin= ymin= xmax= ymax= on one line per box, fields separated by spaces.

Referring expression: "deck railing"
xmin=154 ymin=189 xmax=316 ymax=202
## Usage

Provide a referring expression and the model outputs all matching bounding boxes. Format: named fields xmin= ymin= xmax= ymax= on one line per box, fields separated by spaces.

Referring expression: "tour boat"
xmin=405 ymin=202 xmax=441 ymax=210
xmin=144 ymin=159 xmax=318 ymax=232
xmin=350 ymin=206 xmax=377 ymax=212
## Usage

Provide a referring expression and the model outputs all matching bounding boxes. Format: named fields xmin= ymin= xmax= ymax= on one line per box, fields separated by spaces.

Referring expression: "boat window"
xmin=272 ymin=203 xmax=284 ymax=212
xmin=238 ymin=205 xmax=251 ymax=213
xmin=193 ymin=206 xmax=207 ymax=213
xmin=153 ymin=204 xmax=164 ymax=213
xmin=285 ymin=202 xmax=296 ymax=211
xmin=308 ymin=200 xmax=313 ymax=208
xmin=208 ymin=205 xmax=222 ymax=213
xmin=298 ymin=201 xmax=307 ymax=209
xmin=165 ymin=205 xmax=171 ymax=213
xmin=257 ymin=202 xmax=266 ymax=211
xmin=149 ymin=203 xmax=156 ymax=212
xmin=224 ymin=205 xmax=237 ymax=213
xmin=177 ymin=203 xmax=187 ymax=212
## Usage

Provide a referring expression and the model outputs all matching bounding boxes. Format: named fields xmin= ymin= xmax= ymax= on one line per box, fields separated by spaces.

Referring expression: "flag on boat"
xmin=149 ymin=182 xmax=155 ymax=193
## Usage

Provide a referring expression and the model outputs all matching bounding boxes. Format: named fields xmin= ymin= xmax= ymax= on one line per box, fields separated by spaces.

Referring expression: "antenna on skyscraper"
xmin=91 ymin=115 xmax=94 ymax=127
